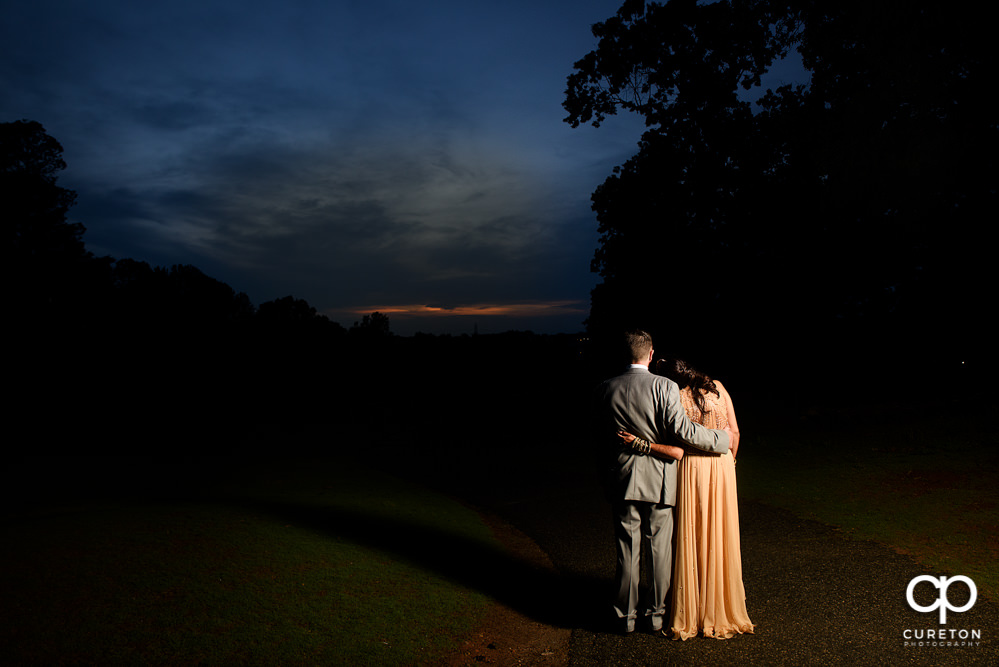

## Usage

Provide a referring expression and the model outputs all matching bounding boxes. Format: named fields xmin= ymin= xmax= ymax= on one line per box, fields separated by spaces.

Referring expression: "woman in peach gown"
xmin=618 ymin=357 xmax=754 ymax=640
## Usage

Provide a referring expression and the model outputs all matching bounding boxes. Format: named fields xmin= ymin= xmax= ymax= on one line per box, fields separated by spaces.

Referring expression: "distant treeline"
xmin=5 ymin=119 xmax=604 ymax=451
xmin=11 ymin=244 xmax=595 ymax=449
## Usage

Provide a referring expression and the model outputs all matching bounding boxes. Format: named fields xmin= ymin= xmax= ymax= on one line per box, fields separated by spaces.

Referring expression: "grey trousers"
xmin=612 ymin=500 xmax=674 ymax=631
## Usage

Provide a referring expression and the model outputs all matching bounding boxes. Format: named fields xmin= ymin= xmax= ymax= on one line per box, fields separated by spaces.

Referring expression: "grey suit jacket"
xmin=593 ymin=366 xmax=729 ymax=506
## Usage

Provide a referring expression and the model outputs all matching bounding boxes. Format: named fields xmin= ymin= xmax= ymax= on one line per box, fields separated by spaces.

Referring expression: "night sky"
xmin=2 ymin=1 xmax=802 ymax=335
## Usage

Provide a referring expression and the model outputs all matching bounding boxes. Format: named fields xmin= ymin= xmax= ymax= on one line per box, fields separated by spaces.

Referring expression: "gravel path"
xmin=454 ymin=457 xmax=999 ymax=667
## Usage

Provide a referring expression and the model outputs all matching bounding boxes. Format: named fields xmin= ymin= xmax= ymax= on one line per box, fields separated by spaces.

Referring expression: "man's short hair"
xmin=624 ymin=329 xmax=653 ymax=363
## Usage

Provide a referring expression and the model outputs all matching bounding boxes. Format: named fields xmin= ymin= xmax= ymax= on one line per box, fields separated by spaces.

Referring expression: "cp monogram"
xmin=906 ymin=575 xmax=977 ymax=624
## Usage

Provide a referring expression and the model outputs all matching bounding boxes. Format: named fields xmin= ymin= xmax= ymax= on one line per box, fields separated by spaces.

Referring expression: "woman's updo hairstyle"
xmin=654 ymin=357 xmax=719 ymax=414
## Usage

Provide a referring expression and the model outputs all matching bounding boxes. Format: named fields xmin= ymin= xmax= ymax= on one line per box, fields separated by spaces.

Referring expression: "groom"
xmin=593 ymin=330 xmax=732 ymax=634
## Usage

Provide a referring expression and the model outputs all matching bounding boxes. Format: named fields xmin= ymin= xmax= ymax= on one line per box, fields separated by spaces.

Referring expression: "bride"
xmin=618 ymin=357 xmax=754 ymax=640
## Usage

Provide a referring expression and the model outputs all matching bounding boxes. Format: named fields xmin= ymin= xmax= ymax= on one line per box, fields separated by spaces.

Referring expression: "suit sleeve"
xmin=662 ymin=381 xmax=729 ymax=454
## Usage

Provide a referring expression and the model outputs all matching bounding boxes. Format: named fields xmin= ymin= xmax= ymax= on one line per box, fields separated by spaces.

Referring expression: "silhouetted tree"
xmin=3 ymin=119 xmax=106 ymax=316
xmin=258 ymin=295 xmax=318 ymax=322
xmin=255 ymin=294 xmax=345 ymax=354
xmin=256 ymin=295 xmax=345 ymax=336
xmin=162 ymin=264 xmax=254 ymax=324
xmin=104 ymin=260 xmax=255 ymax=373
xmin=351 ymin=311 xmax=392 ymax=338
xmin=565 ymin=1 xmax=995 ymax=383
xmin=244 ymin=295 xmax=347 ymax=422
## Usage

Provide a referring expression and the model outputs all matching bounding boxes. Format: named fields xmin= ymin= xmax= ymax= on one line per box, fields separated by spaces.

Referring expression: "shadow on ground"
xmin=219 ymin=493 xmax=609 ymax=635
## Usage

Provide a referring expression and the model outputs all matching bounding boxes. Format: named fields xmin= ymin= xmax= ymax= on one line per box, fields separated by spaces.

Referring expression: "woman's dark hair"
xmin=654 ymin=357 xmax=719 ymax=414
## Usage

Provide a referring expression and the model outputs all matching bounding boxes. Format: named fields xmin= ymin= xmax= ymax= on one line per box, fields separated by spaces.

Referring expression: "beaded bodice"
xmin=678 ymin=386 xmax=728 ymax=430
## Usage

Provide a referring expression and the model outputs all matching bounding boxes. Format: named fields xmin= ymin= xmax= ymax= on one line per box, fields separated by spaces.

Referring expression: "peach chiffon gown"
xmin=669 ymin=382 xmax=755 ymax=640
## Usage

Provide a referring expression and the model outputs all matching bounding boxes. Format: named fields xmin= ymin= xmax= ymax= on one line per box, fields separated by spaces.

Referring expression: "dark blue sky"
xmin=2 ymin=1 xmax=802 ymax=335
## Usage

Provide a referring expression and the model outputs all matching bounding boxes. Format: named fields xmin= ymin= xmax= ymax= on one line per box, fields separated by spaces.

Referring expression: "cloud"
xmin=4 ymin=0 xmax=641 ymax=334
xmin=74 ymin=107 xmax=584 ymax=310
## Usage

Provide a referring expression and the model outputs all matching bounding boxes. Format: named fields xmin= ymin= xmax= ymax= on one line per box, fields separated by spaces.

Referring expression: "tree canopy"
xmin=566 ymin=1 xmax=995 ymax=381
xmin=3 ymin=119 xmax=98 ymax=315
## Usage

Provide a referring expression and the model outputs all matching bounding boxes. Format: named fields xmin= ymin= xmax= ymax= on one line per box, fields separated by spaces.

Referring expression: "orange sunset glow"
xmin=335 ymin=300 xmax=586 ymax=318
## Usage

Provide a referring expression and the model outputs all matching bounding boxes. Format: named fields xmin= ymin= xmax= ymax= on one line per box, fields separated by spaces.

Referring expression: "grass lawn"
xmin=4 ymin=404 xmax=995 ymax=664
xmin=0 ymin=455 xmax=496 ymax=666
xmin=737 ymin=406 xmax=999 ymax=601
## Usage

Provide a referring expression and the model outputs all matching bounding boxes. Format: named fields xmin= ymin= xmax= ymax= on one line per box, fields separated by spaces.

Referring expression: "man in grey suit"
xmin=593 ymin=330 xmax=732 ymax=634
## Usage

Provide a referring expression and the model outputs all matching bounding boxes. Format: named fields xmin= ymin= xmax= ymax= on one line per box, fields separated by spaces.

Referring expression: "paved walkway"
xmin=457 ymin=457 xmax=998 ymax=667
